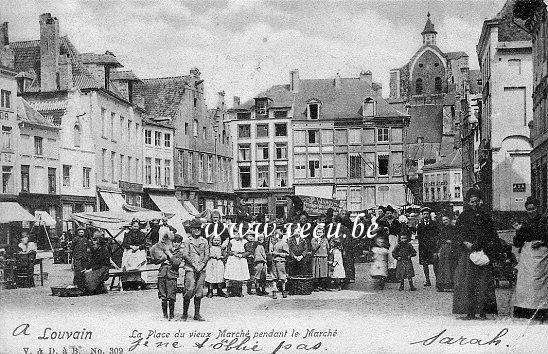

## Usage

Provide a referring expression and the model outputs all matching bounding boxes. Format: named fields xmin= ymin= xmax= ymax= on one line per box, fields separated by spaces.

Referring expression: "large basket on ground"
xmin=288 ymin=276 xmax=314 ymax=295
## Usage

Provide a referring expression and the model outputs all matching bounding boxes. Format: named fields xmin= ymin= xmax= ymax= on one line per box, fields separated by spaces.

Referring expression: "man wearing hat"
xmin=181 ymin=219 xmax=209 ymax=321
xmin=417 ymin=206 xmax=439 ymax=288
xmin=71 ymin=227 xmax=89 ymax=291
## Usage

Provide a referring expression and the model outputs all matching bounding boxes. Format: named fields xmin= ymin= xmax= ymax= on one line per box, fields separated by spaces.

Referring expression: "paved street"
xmin=3 ymin=241 xmax=548 ymax=354
xmin=0 ymin=242 xmax=517 ymax=324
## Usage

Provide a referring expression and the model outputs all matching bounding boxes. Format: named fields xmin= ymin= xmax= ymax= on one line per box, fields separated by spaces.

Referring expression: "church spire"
xmin=421 ymin=12 xmax=437 ymax=46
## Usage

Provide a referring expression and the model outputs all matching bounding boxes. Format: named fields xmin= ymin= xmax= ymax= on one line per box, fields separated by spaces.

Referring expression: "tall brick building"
xmin=388 ymin=13 xmax=474 ymax=205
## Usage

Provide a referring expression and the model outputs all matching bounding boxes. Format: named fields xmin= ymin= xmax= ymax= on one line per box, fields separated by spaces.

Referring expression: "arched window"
xmin=415 ymin=78 xmax=423 ymax=95
xmin=435 ymin=77 xmax=442 ymax=93
xmin=73 ymin=124 xmax=81 ymax=147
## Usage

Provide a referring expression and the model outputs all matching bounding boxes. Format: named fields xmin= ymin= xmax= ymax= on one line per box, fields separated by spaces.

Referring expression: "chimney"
xmin=1 ymin=22 xmax=8 ymax=45
xmin=190 ymin=67 xmax=201 ymax=78
xmin=217 ymin=91 xmax=226 ymax=109
xmin=360 ymin=70 xmax=372 ymax=83
xmin=39 ymin=13 xmax=60 ymax=92
xmin=334 ymin=72 xmax=341 ymax=90
xmin=58 ymin=55 xmax=73 ymax=91
xmin=233 ymin=96 xmax=241 ymax=107
xmin=289 ymin=69 xmax=299 ymax=93
xmin=0 ymin=22 xmax=14 ymax=69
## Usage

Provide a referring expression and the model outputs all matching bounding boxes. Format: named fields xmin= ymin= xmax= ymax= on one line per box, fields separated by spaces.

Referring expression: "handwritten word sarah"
xmin=410 ymin=328 xmax=509 ymax=346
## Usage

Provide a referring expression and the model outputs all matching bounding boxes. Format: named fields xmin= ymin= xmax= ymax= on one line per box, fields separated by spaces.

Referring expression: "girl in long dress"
xmin=330 ymin=238 xmax=345 ymax=291
xmin=512 ymin=197 xmax=548 ymax=322
xmin=370 ymin=237 xmax=389 ymax=290
xmin=224 ymin=230 xmax=250 ymax=297
xmin=205 ymin=235 xmax=226 ymax=297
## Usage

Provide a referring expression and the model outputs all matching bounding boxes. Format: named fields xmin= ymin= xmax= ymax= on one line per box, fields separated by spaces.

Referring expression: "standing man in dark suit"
xmin=416 ymin=207 xmax=440 ymax=288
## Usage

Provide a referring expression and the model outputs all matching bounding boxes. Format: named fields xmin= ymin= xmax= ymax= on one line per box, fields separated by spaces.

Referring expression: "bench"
xmin=108 ymin=268 xmax=158 ymax=291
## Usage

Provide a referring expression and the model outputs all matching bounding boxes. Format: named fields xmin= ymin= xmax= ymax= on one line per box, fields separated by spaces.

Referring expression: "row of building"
xmin=0 ymin=14 xmax=233 ymax=240
xmin=2 ymin=2 xmax=544 ymax=240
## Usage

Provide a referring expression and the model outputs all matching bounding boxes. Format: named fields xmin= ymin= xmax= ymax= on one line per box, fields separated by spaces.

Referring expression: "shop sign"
xmin=295 ymin=195 xmax=341 ymax=215
xmin=119 ymin=181 xmax=143 ymax=193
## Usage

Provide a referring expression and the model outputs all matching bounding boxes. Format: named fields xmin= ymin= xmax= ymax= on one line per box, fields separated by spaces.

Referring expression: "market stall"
xmin=0 ymin=202 xmax=38 ymax=289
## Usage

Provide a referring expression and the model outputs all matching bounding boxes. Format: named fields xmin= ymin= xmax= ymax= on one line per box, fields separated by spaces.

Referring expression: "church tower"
xmin=422 ymin=12 xmax=437 ymax=46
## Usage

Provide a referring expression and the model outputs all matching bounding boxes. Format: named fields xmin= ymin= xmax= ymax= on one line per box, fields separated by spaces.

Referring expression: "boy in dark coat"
xmin=152 ymin=233 xmax=183 ymax=320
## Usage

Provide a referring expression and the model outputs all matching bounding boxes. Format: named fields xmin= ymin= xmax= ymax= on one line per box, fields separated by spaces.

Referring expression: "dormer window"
xmin=255 ymin=98 xmax=269 ymax=116
xmin=363 ymin=98 xmax=375 ymax=117
xmin=307 ymin=101 xmax=320 ymax=120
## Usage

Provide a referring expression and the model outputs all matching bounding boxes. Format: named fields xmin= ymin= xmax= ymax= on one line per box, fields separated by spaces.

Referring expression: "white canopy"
xmin=35 ymin=211 xmax=56 ymax=226
xmin=149 ymin=193 xmax=194 ymax=234
xmin=99 ymin=191 xmax=126 ymax=212
xmin=0 ymin=202 xmax=37 ymax=223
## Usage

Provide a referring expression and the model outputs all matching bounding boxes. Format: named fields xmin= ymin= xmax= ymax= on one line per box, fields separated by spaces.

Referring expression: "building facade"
xmin=134 ymin=72 xmax=234 ymax=216
xmin=388 ymin=13 xmax=470 ymax=204
xmin=0 ymin=31 xmax=18 ymax=203
xmin=228 ymin=84 xmax=293 ymax=219
xmin=229 ymin=70 xmax=409 ymax=218
xmin=522 ymin=0 xmax=548 ymax=210
xmin=422 ymin=149 xmax=464 ymax=214
xmin=477 ymin=0 xmax=532 ymax=224
xmin=10 ymin=13 xmax=144 ymax=231
xmin=17 ymin=97 xmax=61 ymax=247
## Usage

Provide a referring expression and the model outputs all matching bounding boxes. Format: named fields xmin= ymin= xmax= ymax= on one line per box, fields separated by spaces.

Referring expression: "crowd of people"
xmin=63 ymin=189 xmax=548 ymax=323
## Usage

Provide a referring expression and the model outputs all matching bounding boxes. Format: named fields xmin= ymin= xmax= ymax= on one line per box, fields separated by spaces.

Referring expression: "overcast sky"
xmin=3 ymin=0 xmax=508 ymax=106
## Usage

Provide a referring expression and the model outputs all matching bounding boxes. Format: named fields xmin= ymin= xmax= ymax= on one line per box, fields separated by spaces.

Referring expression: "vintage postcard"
xmin=1 ymin=0 xmax=548 ymax=353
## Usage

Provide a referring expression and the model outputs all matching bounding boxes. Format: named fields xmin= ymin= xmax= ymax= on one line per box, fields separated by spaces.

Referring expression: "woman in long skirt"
xmin=437 ymin=215 xmax=458 ymax=291
xmin=84 ymin=232 xmax=112 ymax=295
xmin=512 ymin=197 xmax=548 ymax=322
xmin=453 ymin=189 xmax=500 ymax=320
xmin=121 ymin=220 xmax=148 ymax=290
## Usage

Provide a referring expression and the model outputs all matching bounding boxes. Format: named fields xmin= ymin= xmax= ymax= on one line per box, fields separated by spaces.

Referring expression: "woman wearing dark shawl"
xmin=452 ymin=189 xmax=501 ymax=320
xmin=512 ymin=197 xmax=548 ymax=322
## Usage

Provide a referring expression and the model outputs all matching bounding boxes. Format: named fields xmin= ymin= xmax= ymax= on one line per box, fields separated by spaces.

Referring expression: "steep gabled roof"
xmin=236 ymin=77 xmax=405 ymax=120
xmin=79 ymin=52 xmax=122 ymax=67
xmin=142 ymin=117 xmax=174 ymax=129
xmin=406 ymin=105 xmax=443 ymax=144
xmin=11 ymin=36 xmax=102 ymax=92
xmin=423 ymin=148 xmax=462 ymax=171
xmin=23 ymin=91 xmax=69 ymax=126
xmin=407 ymin=142 xmax=440 ymax=161
xmin=17 ymin=97 xmax=58 ymax=128
xmin=444 ymin=51 xmax=468 ymax=61
xmin=494 ymin=0 xmax=531 ymax=42
xmin=133 ymin=76 xmax=190 ymax=120
xmin=111 ymin=70 xmax=141 ymax=81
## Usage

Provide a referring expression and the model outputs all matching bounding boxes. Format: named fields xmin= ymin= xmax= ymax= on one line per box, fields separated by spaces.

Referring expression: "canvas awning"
xmin=71 ymin=210 xmax=171 ymax=231
xmin=183 ymin=201 xmax=199 ymax=216
xmin=0 ymin=202 xmax=37 ymax=223
xmin=35 ymin=211 xmax=56 ymax=226
xmin=99 ymin=191 xmax=126 ymax=212
xmin=149 ymin=193 xmax=194 ymax=234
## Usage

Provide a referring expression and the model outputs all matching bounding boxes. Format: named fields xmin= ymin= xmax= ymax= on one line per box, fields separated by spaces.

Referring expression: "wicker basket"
xmin=288 ymin=276 xmax=314 ymax=295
